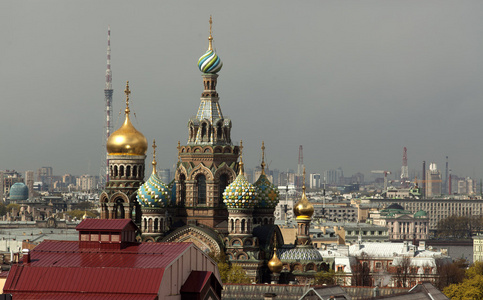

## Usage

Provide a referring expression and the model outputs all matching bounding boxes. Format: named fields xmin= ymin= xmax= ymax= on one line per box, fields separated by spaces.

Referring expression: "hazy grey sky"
xmin=1 ymin=1 xmax=483 ymax=181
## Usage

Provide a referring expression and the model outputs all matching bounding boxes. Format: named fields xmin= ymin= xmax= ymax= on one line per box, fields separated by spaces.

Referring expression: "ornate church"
xmin=99 ymin=18 xmax=329 ymax=283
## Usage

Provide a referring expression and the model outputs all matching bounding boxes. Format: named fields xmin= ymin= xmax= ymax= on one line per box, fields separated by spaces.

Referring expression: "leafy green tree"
xmin=6 ymin=203 xmax=20 ymax=213
xmin=435 ymin=258 xmax=467 ymax=290
xmin=443 ymin=261 xmax=483 ymax=299
xmin=0 ymin=202 xmax=6 ymax=216
xmin=226 ymin=264 xmax=251 ymax=284
xmin=209 ymin=251 xmax=251 ymax=284
xmin=314 ymin=269 xmax=336 ymax=285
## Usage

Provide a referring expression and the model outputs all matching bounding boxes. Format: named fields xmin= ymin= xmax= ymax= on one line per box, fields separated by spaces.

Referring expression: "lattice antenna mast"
xmin=297 ymin=145 xmax=304 ymax=189
xmin=102 ymin=26 xmax=114 ymax=186
xmin=400 ymin=147 xmax=409 ymax=187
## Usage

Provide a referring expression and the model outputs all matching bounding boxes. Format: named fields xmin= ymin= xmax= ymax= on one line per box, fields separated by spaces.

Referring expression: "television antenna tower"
xmin=297 ymin=145 xmax=304 ymax=189
xmin=100 ymin=26 xmax=113 ymax=188
xmin=400 ymin=147 xmax=409 ymax=187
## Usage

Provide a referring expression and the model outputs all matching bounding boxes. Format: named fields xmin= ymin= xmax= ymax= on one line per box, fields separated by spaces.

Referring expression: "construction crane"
xmin=371 ymin=170 xmax=392 ymax=191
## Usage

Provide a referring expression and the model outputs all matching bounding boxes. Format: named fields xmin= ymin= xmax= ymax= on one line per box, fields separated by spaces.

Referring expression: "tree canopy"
xmin=436 ymin=215 xmax=483 ymax=239
xmin=443 ymin=261 xmax=483 ymax=299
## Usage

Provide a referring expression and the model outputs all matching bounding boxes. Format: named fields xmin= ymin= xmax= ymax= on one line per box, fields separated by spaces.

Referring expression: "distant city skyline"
xmin=1 ymin=1 xmax=483 ymax=181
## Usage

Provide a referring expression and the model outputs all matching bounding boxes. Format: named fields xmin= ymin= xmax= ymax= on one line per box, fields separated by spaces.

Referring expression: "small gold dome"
xmin=268 ymin=248 xmax=283 ymax=273
xmin=106 ymin=82 xmax=148 ymax=156
xmin=293 ymin=191 xmax=314 ymax=220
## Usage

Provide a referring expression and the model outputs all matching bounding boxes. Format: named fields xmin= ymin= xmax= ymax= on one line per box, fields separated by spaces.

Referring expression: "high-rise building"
xmin=25 ymin=171 xmax=34 ymax=199
xmin=425 ymin=163 xmax=442 ymax=198
xmin=158 ymin=169 xmax=170 ymax=184
xmin=309 ymin=173 xmax=321 ymax=189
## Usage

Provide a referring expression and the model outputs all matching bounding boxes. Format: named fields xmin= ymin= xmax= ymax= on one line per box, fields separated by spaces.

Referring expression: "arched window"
xmin=126 ymin=165 xmax=131 ymax=178
xmin=154 ymin=218 xmax=158 ymax=232
xmin=197 ymin=175 xmax=206 ymax=205
xmin=114 ymin=165 xmax=118 ymax=177
xmin=148 ymin=219 xmax=153 ymax=233
xmin=138 ymin=165 xmax=143 ymax=178
xmin=201 ymin=123 xmax=207 ymax=139
xmin=143 ymin=218 xmax=147 ymax=231
xmin=231 ymin=219 xmax=234 ymax=233
xmin=115 ymin=199 xmax=124 ymax=219
xmin=217 ymin=123 xmax=222 ymax=139
xmin=179 ymin=174 xmax=186 ymax=205
xmin=241 ymin=219 xmax=246 ymax=233
xmin=120 ymin=166 xmax=124 ymax=177
xmin=133 ymin=166 xmax=137 ymax=178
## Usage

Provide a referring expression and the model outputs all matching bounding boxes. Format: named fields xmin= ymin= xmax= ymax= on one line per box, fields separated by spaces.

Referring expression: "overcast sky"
xmin=1 ymin=1 xmax=483 ymax=181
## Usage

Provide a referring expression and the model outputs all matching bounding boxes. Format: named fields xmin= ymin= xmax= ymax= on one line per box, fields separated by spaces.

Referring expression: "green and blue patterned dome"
xmin=254 ymin=174 xmax=279 ymax=209
xmin=254 ymin=142 xmax=279 ymax=209
xmin=9 ymin=182 xmax=28 ymax=201
xmin=223 ymin=158 xmax=257 ymax=209
xmin=137 ymin=139 xmax=170 ymax=209
xmin=137 ymin=172 xmax=171 ymax=209
xmin=198 ymin=16 xmax=222 ymax=74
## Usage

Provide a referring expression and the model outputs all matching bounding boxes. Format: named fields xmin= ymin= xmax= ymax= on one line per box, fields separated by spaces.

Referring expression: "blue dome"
xmin=137 ymin=173 xmax=170 ymax=209
xmin=254 ymin=174 xmax=279 ymax=209
xmin=9 ymin=182 xmax=28 ymax=201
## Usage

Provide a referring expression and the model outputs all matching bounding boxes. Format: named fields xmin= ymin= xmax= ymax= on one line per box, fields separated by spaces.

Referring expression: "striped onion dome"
xmin=198 ymin=17 xmax=222 ymax=74
xmin=198 ymin=49 xmax=222 ymax=74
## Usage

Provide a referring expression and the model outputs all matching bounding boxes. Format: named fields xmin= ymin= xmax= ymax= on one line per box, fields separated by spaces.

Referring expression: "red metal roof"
xmin=180 ymin=271 xmax=213 ymax=293
xmin=10 ymin=292 xmax=157 ymax=299
xmin=76 ymin=219 xmax=137 ymax=231
xmin=30 ymin=240 xmax=191 ymax=268
xmin=4 ymin=240 xmax=194 ymax=297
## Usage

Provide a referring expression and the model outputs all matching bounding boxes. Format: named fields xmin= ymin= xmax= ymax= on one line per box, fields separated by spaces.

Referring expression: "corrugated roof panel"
xmin=76 ymin=219 xmax=135 ymax=231
xmin=12 ymin=292 xmax=157 ymax=299
xmin=5 ymin=267 xmax=165 ymax=294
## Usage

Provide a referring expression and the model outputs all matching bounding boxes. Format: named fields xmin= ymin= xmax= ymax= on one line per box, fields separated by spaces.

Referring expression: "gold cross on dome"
xmin=152 ymin=139 xmax=157 ymax=158
xmin=124 ymin=81 xmax=131 ymax=112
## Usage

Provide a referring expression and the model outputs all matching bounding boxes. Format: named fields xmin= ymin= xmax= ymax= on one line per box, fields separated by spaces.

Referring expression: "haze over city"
xmin=2 ymin=1 xmax=483 ymax=180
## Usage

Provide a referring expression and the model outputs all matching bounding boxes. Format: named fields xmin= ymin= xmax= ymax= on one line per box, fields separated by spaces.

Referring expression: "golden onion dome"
xmin=106 ymin=82 xmax=148 ymax=156
xmin=268 ymin=248 xmax=283 ymax=273
xmin=293 ymin=168 xmax=314 ymax=219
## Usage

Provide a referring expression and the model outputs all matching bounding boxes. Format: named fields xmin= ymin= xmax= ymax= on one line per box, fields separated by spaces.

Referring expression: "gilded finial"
xmin=124 ymin=81 xmax=131 ymax=114
xmin=152 ymin=139 xmax=157 ymax=175
xmin=261 ymin=141 xmax=266 ymax=175
xmin=177 ymin=141 xmax=181 ymax=163
xmin=303 ymin=166 xmax=306 ymax=191
xmin=208 ymin=15 xmax=213 ymax=50
xmin=238 ymin=140 xmax=244 ymax=176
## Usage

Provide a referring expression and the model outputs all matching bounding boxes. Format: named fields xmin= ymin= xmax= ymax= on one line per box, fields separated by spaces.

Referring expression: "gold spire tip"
xmin=261 ymin=141 xmax=266 ymax=175
xmin=124 ymin=81 xmax=131 ymax=114
xmin=208 ymin=15 xmax=213 ymax=50
xmin=238 ymin=140 xmax=244 ymax=175
xmin=151 ymin=139 xmax=157 ymax=174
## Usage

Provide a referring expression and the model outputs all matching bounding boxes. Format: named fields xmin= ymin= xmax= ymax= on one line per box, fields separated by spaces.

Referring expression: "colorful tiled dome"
xmin=137 ymin=172 xmax=171 ymax=208
xmin=223 ymin=173 xmax=257 ymax=209
xmin=223 ymin=150 xmax=257 ymax=209
xmin=254 ymin=174 xmax=279 ymax=209
xmin=137 ymin=139 xmax=170 ymax=209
